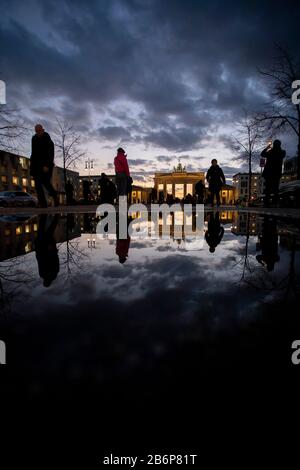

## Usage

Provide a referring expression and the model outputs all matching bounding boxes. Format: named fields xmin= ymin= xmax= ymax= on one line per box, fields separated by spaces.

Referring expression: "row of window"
xmin=2 ymin=224 xmax=38 ymax=237
xmin=1 ymin=175 xmax=35 ymax=187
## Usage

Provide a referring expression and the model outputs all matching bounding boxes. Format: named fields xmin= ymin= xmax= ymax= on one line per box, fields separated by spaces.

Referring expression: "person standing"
xmin=114 ymin=147 xmax=130 ymax=203
xmin=261 ymin=140 xmax=286 ymax=207
xmin=65 ymin=179 xmax=74 ymax=205
xmin=195 ymin=179 xmax=205 ymax=204
xmin=206 ymin=159 xmax=225 ymax=207
xmin=30 ymin=124 xmax=58 ymax=208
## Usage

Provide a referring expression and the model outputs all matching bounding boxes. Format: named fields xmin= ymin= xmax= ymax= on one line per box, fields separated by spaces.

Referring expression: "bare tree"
xmin=53 ymin=119 xmax=85 ymax=187
xmin=0 ymin=105 xmax=28 ymax=152
xmin=233 ymin=112 xmax=264 ymax=203
xmin=255 ymin=45 xmax=300 ymax=178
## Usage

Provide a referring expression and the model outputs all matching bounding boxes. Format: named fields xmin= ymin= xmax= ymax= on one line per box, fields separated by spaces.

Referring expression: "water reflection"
xmin=205 ymin=212 xmax=224 ymax=253
xmin=0 ymin=210 xmax=300 ymax=405
xmin=35 ymin=214 xmax=59 ymax=287
xmin=0 ymin=211 xmax=299 ymax=303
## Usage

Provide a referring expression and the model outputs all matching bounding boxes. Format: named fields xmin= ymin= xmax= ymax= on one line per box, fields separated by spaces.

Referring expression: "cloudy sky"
xmin=0 ymin=0 xmax=299 ymax=184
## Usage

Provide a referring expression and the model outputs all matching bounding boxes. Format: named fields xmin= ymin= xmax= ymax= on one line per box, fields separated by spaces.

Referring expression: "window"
xmin=22 ymin=178 xmax=27 ymax=187
xmin=19 ymin=158 xmax=28 ymax=169
xmin=16 ymin=226 xmax=22 ymax=235
xmin=31 ymin=180 xmax=35 ymax=188
xmin=158 ymin=184 xmax=164 ymax=191
xmin=12 ymin=176 xmax=19 ymax=185
xmin=1 ymin=175 xmax=7 ymax=183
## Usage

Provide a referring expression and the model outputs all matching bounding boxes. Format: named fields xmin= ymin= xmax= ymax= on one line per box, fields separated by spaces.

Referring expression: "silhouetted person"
xmin=205 ymin=212 xmax=224 ymax=253
xmin=261 ymin=140 xmax=286 ymax=207
xmin=65 ymin=179 xmax=74 ymax=205
xmin=82 ymin=180 xmax=92 ymax=204
xmin=114 ymin=147 xmax=130 ymax=203
xmin=35 ymin=214 xmax=59 ymax=287
xmin=30 ymin=124 xmax=58 ymax=208
xmin=99 ymin=173 xmax=116 ymax=204
xmin=195 ymin=179 xmax=205 ymax=204
xmin=256 ymin=216 xmax=279 ymax=271
xmin=116 ymin=236 xmax=131 ymax=264
xmin=206 ymin=159 xmax=225 ymax=207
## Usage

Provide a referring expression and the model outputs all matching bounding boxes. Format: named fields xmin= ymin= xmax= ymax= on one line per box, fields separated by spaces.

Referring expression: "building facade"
xmin=281 ymin=155 xmax=298 ymax=183
xmin=0 ymin=150 xmax=80 ymax=204
xmin=232 ymin=173 xmax=264 ymax=201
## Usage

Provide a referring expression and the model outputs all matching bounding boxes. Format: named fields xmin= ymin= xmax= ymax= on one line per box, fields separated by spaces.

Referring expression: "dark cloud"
xmin=97 ymin=125 xmax=131 ymax=140
xmin=0 ymin=0 xmax=299 ymax=155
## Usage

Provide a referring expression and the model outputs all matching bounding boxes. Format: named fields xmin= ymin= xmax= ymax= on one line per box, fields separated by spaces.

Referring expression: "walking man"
xmin=261 ymin=140 xmax=286 ymax=207
xmin=206 ymin=159 xmax=225 ymax=207
xmin=30 ymin=124 xmax=58 ymax=208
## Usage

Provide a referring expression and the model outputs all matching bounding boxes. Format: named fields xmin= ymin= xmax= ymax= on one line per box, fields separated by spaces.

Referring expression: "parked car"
xmin=0 ymin=191 xmax=38 ymax=207
xmin=279 ymin=180 xmax=300 ymax=208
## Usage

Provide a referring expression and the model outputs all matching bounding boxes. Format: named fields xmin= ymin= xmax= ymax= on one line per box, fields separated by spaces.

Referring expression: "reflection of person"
xmin=256 ymin=216 xmax=279 ymax=271
xmin=116 ymin=213 xmax=131 ymax=263
xmin=35 ymin=214 xmax=59 ymax=287
xmin=206 ymin=159 xmax=225 ymax=207
xmin=261 ymin=140 xmax=285 ymax=207
xmin=205 ymin=212 xmax=224 ymax=253
xmin=30 ymin=124 xmax=58 ymax=208
xmin=99 ymin=173 xmax=116 ymax=204
xmin=116 ymin=237 xmax=131 ymax=264
xmin=114 ymin=148 xmax=130 ymax=202
xmin=195 ymin=180 xmax=205 ymax=204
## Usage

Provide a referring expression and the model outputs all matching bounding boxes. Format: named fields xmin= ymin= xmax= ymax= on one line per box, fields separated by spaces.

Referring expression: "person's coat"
xmin=114 ymin=151 xmax=130 ymax=176
xmin=261 ymin=147 xmax=285 ymax=180
xmin=206 ymin=165 xmax=225 ymax=190
xmin=30 ymin=132 xmax=55 ymax=177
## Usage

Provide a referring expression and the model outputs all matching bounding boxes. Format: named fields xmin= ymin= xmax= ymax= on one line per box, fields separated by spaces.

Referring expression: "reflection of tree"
xmin=58 ymin=214 xmax=88 ymax=279
xmin=233 ymin=213 xmax=253 ymax=281
xmin=235 ymin=214 xmax=299 ymax=299
xmin=0 ymin=256 xmax=35 ymax=311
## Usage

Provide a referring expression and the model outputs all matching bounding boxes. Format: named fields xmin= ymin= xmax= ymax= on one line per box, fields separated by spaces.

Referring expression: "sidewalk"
xmin=0 ymin=204 xmax=299 ymax=218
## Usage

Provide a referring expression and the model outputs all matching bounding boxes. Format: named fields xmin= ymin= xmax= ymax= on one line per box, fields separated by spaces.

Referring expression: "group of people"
xmin=30 ymin=124 xmax=285 ymax=208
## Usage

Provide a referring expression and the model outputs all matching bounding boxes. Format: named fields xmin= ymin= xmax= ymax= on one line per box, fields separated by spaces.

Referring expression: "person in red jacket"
xmin=114 ymin=147 xmax=130 ymax=201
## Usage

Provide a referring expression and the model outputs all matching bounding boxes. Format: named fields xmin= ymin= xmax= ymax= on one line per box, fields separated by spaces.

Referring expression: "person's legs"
xmin=210 ymin=190 xmax=215 ymax=206
xmin=43 ymin=176 xmax=58 ymax=206
xmin=116 ymin=173 xmax=127 ymax=198
xmin=34 ymin=176 xmax=47 ymax=208
xmin=216 ymin=190 xmax=221 ymax=206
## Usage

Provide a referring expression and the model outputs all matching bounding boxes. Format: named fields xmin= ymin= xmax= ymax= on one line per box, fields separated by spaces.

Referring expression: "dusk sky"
xmin=1 ymin=0 xmax=299 ymax=184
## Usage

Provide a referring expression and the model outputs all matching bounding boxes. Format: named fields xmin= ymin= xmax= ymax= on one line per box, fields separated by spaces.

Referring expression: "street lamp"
xmin=85 ymin=158 xmax=94 ymax=180
xmin=87 ymin=237 xmax=96 ymax=250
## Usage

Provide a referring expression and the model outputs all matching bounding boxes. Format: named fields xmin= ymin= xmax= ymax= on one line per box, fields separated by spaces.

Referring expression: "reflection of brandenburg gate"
xmin=154 ymin=162 xmax=205 ymax=199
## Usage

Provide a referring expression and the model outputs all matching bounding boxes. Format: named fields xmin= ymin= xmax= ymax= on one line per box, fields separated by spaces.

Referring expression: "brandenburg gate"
xmin=154 ymin=162 xmax=205 ymax=200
